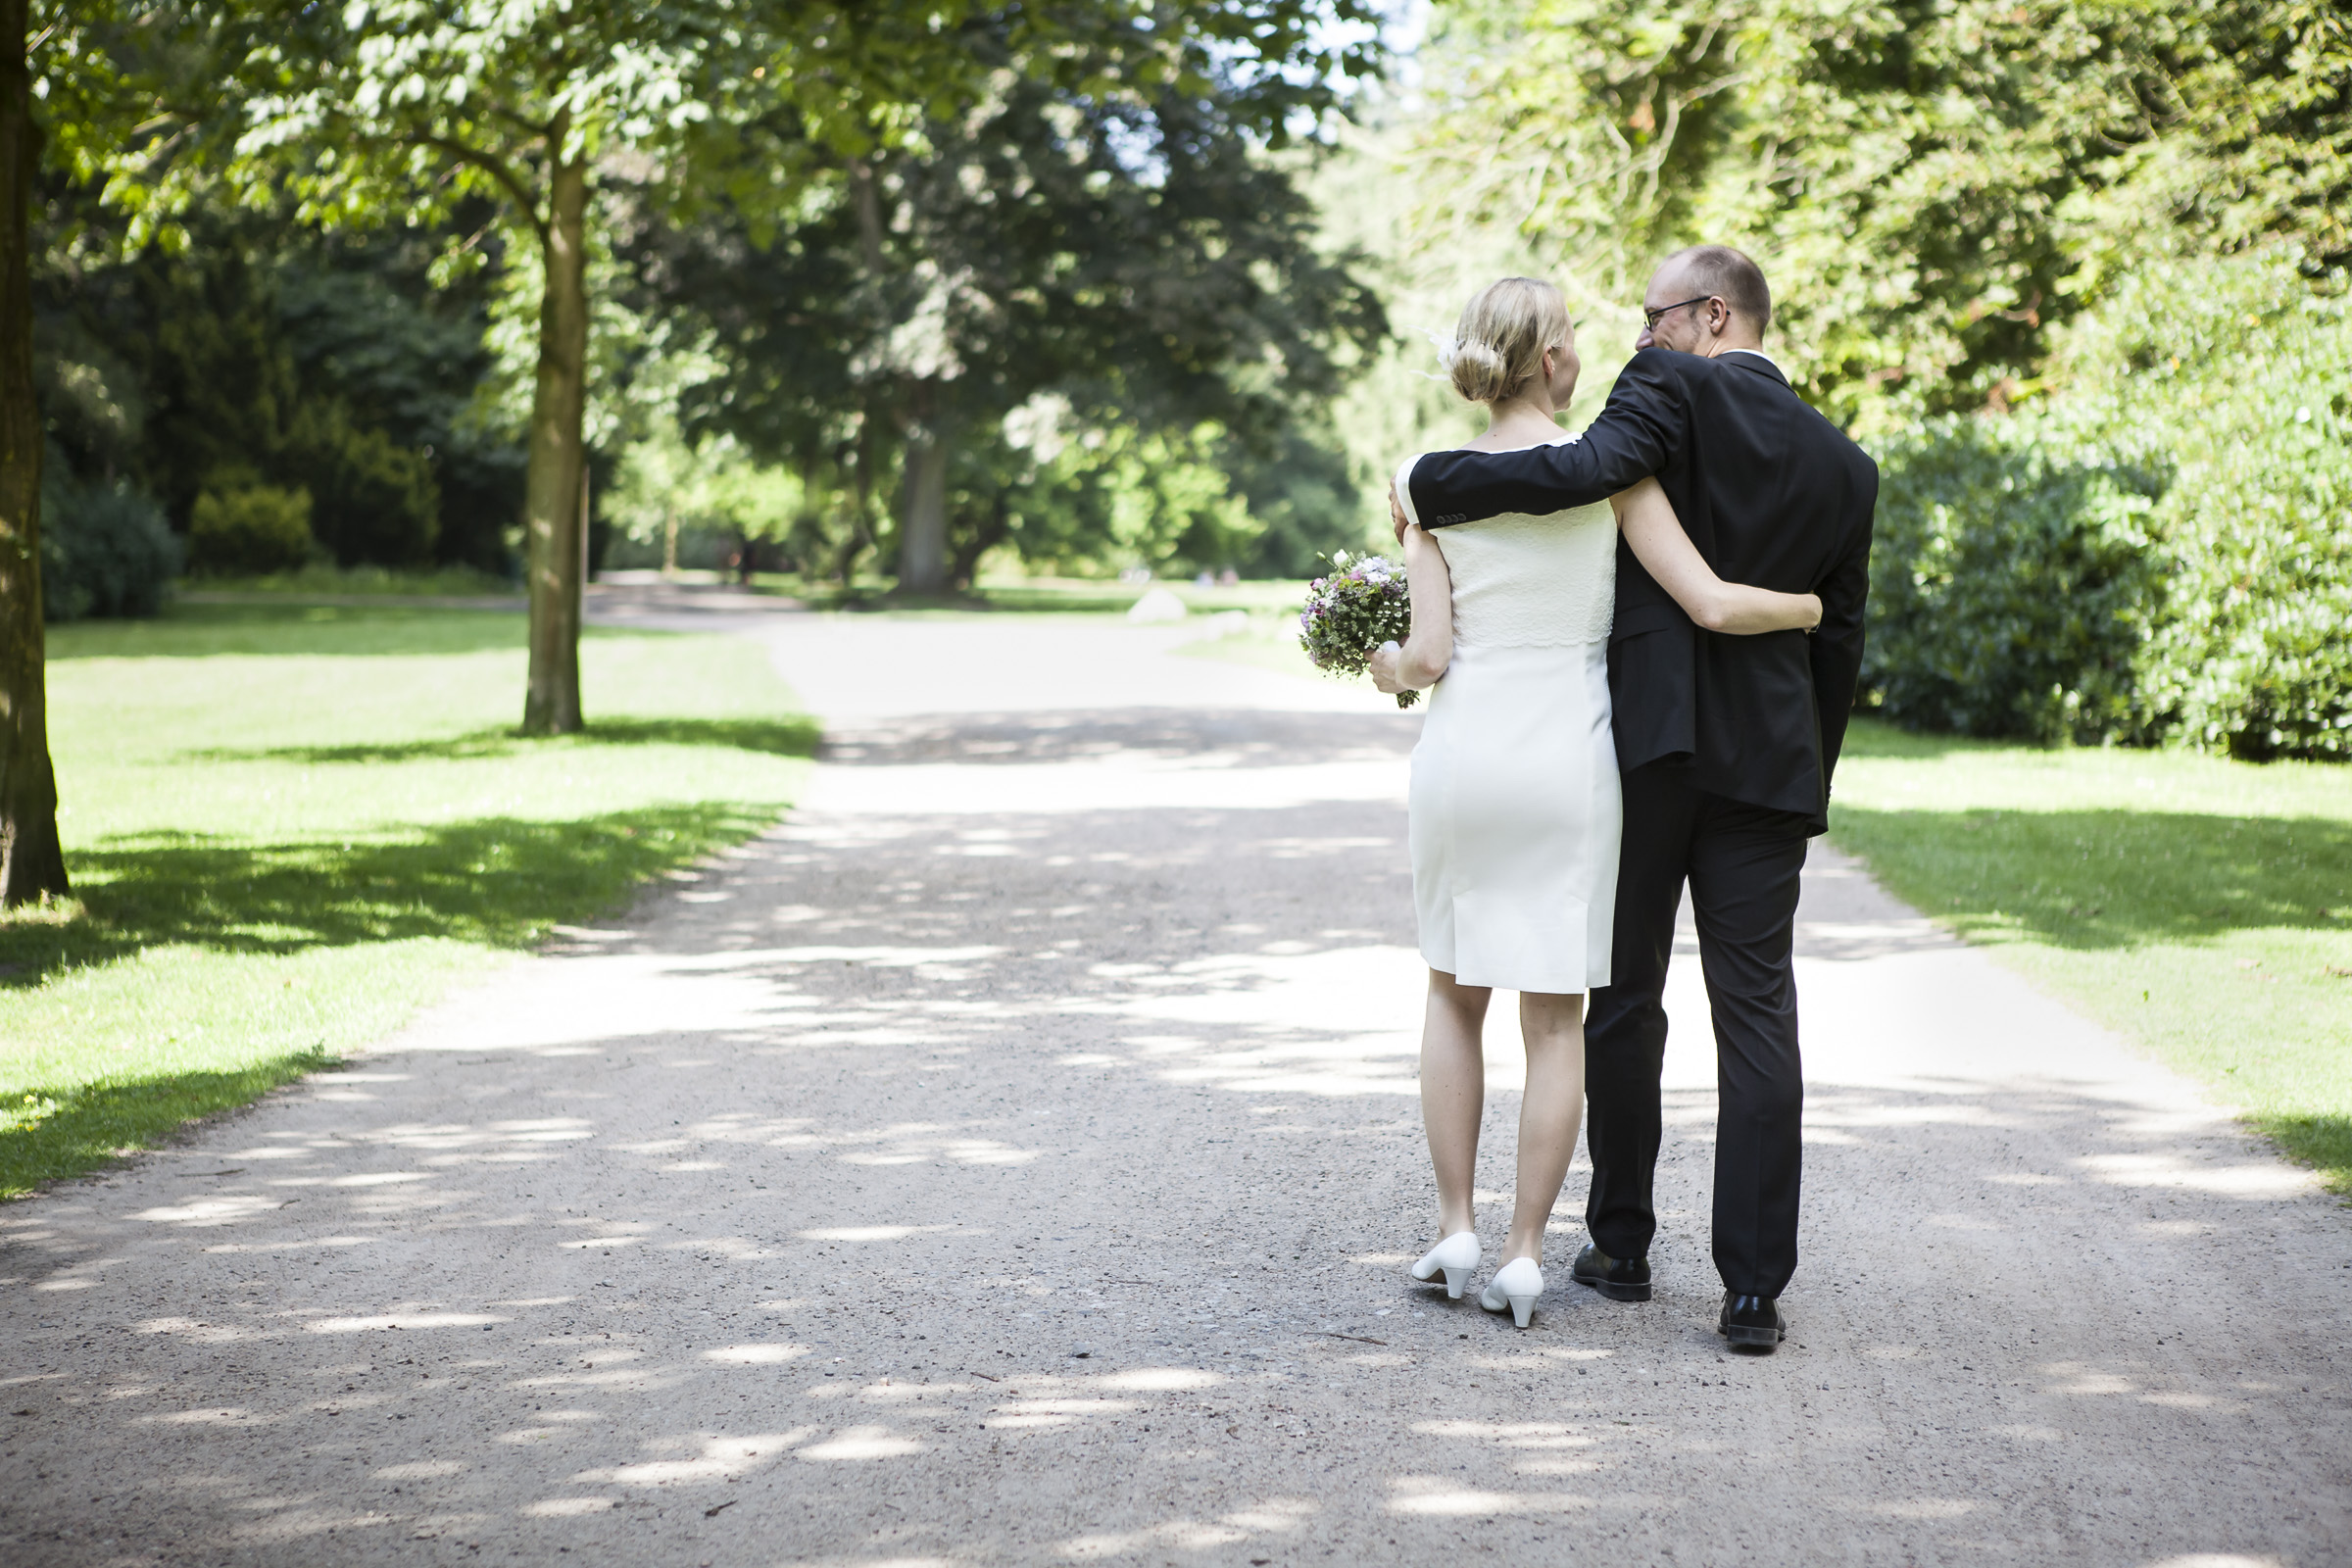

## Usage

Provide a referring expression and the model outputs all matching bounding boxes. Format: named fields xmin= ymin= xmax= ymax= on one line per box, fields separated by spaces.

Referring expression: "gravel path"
xmin=4 ymin=593 xmax=2348 ymax=1566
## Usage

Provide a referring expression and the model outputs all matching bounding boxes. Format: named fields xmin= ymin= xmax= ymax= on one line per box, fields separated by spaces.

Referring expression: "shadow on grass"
xmin=188 ymin=714 xmax=823 ymax=766
xmin=0 ymin=1051 xmax=335 ymax=1200
xmin=2251 ymin=1113 xmax=2352 ymax=1195
xmin=1830 ymin=806 xmax=2352 ymax=950
xmin=0 ymin=803 xmax=778 ymax=987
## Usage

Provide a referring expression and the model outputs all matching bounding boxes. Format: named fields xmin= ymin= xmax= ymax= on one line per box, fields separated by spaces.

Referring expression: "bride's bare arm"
xmin=1369 ymin=524 xmax=1453 ymax=693
xmin=1613 ymin=477 xmax=1822 ymax=634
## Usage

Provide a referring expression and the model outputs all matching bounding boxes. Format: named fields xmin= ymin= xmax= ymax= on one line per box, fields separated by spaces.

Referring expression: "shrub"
xmin=287 ymin=401 xmax=441 ymax=567
xmin=189 ymin=480 xmax=317 ymax=575
xmin=1861 ymin=247 xmax=2352 ymax=759
xmin=1866 ymin=417 xmax=2164 ymax=743
xmin=2057 ymin=251 xmax=2352 ymax=760
xmin=40 ymin=471 xmax=181 ymax=621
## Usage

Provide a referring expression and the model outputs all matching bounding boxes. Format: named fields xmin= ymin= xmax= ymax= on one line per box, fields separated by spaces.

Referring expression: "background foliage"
xmin=1864 ymin=247 xmax=2352 ymax=757
xmin=37 ymin=190 xmax=525 ymax=589
xmin=25 ymin=0 xmax=2352 ymax=756
xmin=1396 ymin=0 xmax=2351 ymax=758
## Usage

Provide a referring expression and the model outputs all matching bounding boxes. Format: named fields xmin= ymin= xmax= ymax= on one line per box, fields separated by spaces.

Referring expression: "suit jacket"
xmin=1399 ymin=349 xmax=1876 ymax=832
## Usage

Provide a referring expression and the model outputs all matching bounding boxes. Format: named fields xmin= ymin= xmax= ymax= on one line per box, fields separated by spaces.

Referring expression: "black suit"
xmin=1403 ymin=348 xmax=1875 ymax=1299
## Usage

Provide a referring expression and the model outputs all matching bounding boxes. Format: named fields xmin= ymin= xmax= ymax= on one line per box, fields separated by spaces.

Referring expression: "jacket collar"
xmin=1717 ymin=348 xmax=1788 ymax=384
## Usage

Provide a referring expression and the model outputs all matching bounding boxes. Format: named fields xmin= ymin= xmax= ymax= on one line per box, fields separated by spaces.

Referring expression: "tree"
xmin=1409 ymin=0 xmax=2352 ymax=423
xmin=865 ymin=6 xmax=1382 ymax=593
xmin=200 ymin=0 xmax=1382 ymax=711
xmin=109 ymin=0 xmax=1022 ymax=729
xmin=0 ymin=0 xmax=160 ymax=904
xmin=0 ymin=0 xmax=63 ymax=903
xmin=636 ymin=1 xmax=1386 ymax=592
xmin=215 ymin=3 xmax=732 ymax=730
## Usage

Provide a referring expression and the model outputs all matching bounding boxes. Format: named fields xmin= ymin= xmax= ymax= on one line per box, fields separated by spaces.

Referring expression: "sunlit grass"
xmin=1830 ymin=720 xmax=2352 ymax=1192
xmin=0 ymin=603 xmax=812 ymax=1198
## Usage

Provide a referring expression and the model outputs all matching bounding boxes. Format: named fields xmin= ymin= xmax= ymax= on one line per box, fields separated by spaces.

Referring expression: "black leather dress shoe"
xmin=1569 ymin=1245 xmax=1651 ymax=1302
xmin=1718 ymin=1292 xmax=1787 ymax=1350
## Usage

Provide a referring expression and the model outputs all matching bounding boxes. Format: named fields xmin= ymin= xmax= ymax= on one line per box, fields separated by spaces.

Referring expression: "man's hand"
xmin=1369 ymin=640 xmax=1405 ymax=695
xmin=1389 ymin=481 xmax=1409 ymax=544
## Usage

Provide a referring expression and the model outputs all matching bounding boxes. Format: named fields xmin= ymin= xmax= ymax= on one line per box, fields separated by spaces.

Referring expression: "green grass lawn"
xmin=0 ymin=603 xmax=814 ymax=1198
xmin=1829 ymin=720 xmax=2352 ymax=1192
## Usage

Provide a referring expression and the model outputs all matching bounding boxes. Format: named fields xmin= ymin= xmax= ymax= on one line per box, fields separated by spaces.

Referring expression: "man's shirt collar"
xmin=1719 ymin=347 xmax=1788 ymax=382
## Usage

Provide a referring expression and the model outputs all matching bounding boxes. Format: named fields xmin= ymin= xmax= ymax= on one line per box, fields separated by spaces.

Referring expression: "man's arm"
xmin=1809 ymin=470 xmax=1877 ymax=785
xmin=1400 ymin=349 xmax=1689 ymax=530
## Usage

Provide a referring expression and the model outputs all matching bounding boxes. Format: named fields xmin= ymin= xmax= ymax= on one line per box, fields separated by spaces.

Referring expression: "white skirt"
xmin=1408 ymin=640 xmax=1620 ymax=994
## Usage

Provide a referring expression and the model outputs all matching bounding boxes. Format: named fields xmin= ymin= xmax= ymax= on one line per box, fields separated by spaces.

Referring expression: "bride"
xmin=1370 ymin=277 xmax=1821 ymax=1328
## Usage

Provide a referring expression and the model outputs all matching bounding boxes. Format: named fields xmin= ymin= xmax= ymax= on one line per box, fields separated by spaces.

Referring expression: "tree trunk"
xmin=520 ymin=135 xmax=589 ymax=736
xmin=0 ymin=0 xmax=66 ymax=906
xmin=896 ymin=384 xmax=953 ymax=595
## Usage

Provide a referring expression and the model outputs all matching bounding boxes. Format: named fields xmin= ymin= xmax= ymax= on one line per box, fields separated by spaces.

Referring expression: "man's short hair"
xmin=1667 ymin=244 xmax=1772 ymax=334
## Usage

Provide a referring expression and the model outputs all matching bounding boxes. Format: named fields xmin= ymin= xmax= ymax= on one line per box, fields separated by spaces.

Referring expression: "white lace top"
xmin=1398 ymin=439 xmax=1617 ymax=649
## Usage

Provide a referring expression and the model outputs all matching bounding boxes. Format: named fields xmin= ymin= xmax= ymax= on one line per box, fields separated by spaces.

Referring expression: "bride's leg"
xmin=1422 ymin=969 xmax=1492 ymax=1238
xmin=1503 ymin=990 xmax=1589 ymax=1264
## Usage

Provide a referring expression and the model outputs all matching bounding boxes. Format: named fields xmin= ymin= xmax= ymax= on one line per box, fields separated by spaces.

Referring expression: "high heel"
xmin=1409 ymin=1232 xmax=1481 ymax=1299
xmin=1481 ymin=1256 xmax=1544 ymax=1328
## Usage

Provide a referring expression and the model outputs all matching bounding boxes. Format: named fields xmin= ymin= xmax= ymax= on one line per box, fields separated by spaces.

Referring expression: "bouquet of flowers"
xmin=1298 ymin=550 xmax=1418 ymax=709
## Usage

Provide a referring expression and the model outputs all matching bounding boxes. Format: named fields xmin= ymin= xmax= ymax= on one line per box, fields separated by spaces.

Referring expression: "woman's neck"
xmin=1481 ymin=394 xmax=1565 ymax=446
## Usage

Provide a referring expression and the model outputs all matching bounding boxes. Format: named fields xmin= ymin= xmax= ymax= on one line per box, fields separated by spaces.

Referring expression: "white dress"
xmin=1399 ymin=441 xmax=1621 ymax=994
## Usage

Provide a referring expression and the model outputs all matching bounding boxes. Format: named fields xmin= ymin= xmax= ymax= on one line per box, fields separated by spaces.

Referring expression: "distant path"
xmin=3 ymin=585 xmax=2346 ymax=1565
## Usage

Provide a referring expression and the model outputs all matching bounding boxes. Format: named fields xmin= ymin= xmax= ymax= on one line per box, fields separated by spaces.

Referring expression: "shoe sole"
xmin=1718 ymin=1322 xmax=1786 ymax=1348
xmin=1571 ymin=1272 xmax=1651 ymax=1302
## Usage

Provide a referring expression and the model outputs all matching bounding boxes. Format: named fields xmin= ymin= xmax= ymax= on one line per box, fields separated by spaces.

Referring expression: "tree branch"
xmin=415 ymin=131 xmax=549 ymax=241
xmin=488 ymin=101 xmax=557 ymax=140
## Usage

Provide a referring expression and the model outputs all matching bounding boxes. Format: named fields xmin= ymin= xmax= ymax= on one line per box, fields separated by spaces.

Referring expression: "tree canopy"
xmin=631 ymin=3 xmax=1385 ymax=590
xmin=1410 ymin=0 xmax=2352 ymax=422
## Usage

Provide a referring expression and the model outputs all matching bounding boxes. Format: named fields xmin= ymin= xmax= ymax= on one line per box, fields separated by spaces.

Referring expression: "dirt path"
xmin=5 ymin=595 xmax=2348 ymax=1566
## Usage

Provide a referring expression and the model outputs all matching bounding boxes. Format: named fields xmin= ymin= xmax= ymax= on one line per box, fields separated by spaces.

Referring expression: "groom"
xmin=1391 ymin=246 xmax=1875 ymax=1350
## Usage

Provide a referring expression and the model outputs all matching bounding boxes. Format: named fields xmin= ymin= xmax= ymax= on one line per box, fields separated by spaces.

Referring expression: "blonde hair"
xmin=1442 ymin=277 xmax=1571 ymax=405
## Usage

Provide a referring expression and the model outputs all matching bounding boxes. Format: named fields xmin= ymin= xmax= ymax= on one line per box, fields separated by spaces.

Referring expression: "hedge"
xmin=1861 ymin=248 xmax=2352 ymax=759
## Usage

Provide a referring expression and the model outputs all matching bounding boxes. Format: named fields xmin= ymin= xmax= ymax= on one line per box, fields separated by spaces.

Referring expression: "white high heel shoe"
xmin=1481 ymin=1256 xmax=1544 ymax=1328
xmin=1409 ymin=1232 xmax=1481 ymax=1299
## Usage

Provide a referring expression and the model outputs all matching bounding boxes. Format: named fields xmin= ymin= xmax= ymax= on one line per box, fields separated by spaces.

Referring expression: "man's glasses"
xmin=1642 ymin=295 xmax=1717 ymax=330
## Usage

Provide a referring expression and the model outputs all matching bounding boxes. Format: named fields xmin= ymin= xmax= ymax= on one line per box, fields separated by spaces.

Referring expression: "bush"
xmin=288 ymin=401 xmax=441 ymax=567
xmin=40 ymin=471 xmax=181 ymax=621
xmin=2059 ymin=252 xmax=2352 ymax=760
xmin=1861 ymin=247 xmax=2352 ymax=759
xmin=1866 ymin=417 xmax=2164 ymax=743
xmin=189 ymin=480 xmax=316 ymax=575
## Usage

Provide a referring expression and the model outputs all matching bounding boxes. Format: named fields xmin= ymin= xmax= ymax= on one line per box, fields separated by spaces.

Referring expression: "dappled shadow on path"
xmin=4 ymin=704 xmax=2347 ymax=1566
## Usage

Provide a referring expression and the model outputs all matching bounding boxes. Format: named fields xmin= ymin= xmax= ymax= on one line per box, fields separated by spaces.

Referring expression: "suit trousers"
xmin=1583 ymin=760 xmax=1811 ymax=1298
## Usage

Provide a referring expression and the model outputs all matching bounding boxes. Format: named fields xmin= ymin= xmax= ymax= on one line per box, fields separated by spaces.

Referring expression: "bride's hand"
xmin=1389 ymin=482 xmax=1409 ymax=544
xmin=1397 ymin=519 xmax=1432 ymax=561
xmin=1802 ymin=592 xmax=1823 ymax=630
xmin=1369 ymin=640 xmax=1406 ymax=694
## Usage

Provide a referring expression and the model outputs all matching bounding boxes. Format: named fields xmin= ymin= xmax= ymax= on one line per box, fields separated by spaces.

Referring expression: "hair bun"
xmin=1446 ymin=338 xmax=1511 ymax=404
